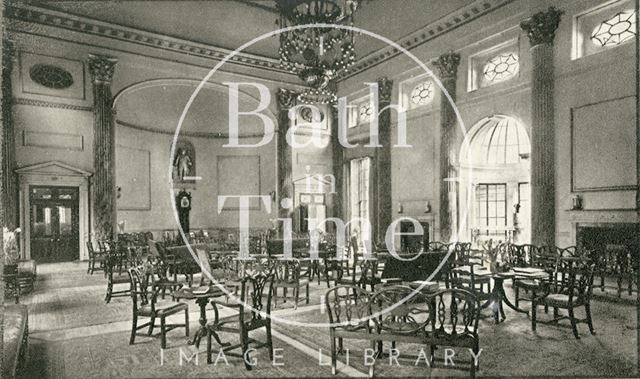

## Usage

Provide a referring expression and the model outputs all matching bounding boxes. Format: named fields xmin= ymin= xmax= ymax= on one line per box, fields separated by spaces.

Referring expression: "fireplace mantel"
xmin=566 ymin=209 xmax=639 ymax=245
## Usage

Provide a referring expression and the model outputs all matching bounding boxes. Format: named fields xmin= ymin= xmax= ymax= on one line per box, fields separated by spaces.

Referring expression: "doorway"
xmin=29 ymin=186 xmax=80 ymax=262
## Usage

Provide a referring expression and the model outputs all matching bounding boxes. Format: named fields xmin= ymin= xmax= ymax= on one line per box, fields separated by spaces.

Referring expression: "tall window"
xmin=475 ymin=184 xmax=507 ymax=235
xmin=349 ymin=157 xmax=371 ymax=239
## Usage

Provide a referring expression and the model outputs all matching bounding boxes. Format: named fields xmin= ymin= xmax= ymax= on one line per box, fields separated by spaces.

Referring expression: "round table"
xmin=173 ymin=285 xmax=227 ymax=348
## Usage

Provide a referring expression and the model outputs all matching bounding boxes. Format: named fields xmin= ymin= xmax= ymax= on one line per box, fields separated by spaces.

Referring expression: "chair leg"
xmin=306 ymin=283 xmax=310 ymax=304
xmin=514 ymin=286 xmax=520 ymax=308
xmin=330 ymin=329 xmax=337 ymax=375
xmin=531 ymin=301 xmax=537 ymax=332
xmin=553 ymin=307 xmax=559 ymax=320
xmin=585 ymin=303 xmax=595 ymax=335
xmin=129 ymin=314 xmax=137 ymax=345
xmin=148 ymin=315 xmax=155 ymax=336
xmin=266 ymin=322 xmax=274 ymax=361
xmin=161 ymin=317 xmax=167 ymax=349
xmin=568 ymin=307 xmax=579 ymax=339
xmin=105 ymin=281 xmax=113 ymax=303
xmin=185 ymin=309 xmax=190 ymax=336
xmin=207 ymin=330 xmax=213 ymax=364
xmin=242 ymin=330 xmax=252 ymax=370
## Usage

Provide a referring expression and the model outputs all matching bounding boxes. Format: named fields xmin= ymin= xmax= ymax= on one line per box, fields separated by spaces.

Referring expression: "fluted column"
xmin=433 ymin=51 xmax=460 ymax=242
xmin=374 ymin=77 xmax=393 ymax=245
xmin=330 ymin=106 xmax=343 ymax=223
xmin=276 ymin=89 xmax=296 ymax=232
xmin=88 ymin=54 xmax=118 ymax=240
xmin=1 ymin=38 xmax=17 ymax=229
xmin=521 ymin=7 xmax=563 ymax=247
xmin=1 ymin=5 xmax=7 ymax=312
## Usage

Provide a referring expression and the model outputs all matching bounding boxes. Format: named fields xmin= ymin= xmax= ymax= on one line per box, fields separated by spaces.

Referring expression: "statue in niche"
xmin=174 ymin=149 xmax=192 ymax=179
xmin=172 ymin=139 xmax=196 ymax=184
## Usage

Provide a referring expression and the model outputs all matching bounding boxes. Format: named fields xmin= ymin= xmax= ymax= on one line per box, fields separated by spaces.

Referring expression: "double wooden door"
xmin=29 ymin=186 xmax=80 ymax=262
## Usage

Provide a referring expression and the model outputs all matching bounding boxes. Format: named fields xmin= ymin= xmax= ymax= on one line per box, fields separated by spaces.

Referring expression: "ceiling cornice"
xmin=6 ymin=0 xmax=514 ymax=83
xmin=6 ymin=3 xmax=291 ymax=75
xmin=337 ymin=0 xmax=515 ymax=81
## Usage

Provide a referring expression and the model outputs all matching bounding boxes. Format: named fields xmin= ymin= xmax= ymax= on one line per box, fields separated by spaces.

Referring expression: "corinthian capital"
xmin=520 ymin=7 xmax=564 ymax=47
xmin=276 ymin=88 xmax=297 ymax=110
xmin=377 ymin=77 xmax=393 ymax=103
xmin=87 ymin=54 xmax=118 ymax=84
xmin=433 ymin=51 xmax=461 ymax=80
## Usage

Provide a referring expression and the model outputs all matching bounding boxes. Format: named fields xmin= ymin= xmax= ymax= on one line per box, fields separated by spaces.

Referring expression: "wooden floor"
xmin=13 ymin=262 xmax=640 ymax=378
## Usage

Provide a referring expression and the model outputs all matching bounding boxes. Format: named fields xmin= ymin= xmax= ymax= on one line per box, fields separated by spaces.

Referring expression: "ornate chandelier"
xmin=276 ymin=0 xmax=363 ymax=103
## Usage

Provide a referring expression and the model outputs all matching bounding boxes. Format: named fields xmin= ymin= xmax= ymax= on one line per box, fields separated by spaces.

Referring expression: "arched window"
xmin=462 ymin=115 xmax=530 ymax=166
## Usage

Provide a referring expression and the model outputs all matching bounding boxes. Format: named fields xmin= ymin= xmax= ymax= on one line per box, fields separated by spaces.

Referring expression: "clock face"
xmin=180 ymin=197 xmax=190 ymax=208
xmin=299 ymin=106 xmax=325 ymax=124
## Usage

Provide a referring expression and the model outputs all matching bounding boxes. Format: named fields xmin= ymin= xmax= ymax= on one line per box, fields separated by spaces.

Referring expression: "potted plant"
xmin=480 ymin=238 xmax=500 ymax=273
xmin=3 ymin=227 xmax=21 ymax=266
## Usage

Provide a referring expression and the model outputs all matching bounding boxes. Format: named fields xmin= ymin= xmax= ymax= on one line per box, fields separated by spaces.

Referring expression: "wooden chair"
xmin=449 ymin=251 xmax=494 ymax=322
xmin=428 ymin=242 xmax=453 ymax=286
xmin=369 ymin=285 xmax=432 ymax=377
xmin=272 ymin=259 xmax=309 ymax=309
xmin=127 ymin=266 xmax=189 ymax=349
xmin=3 ymin=264 xmax=20 ymax=303
xmin=333 ymin=237 xmax=381 ymax=291
xmin=324 ymin=240 xmax=352 ymax=288
xmin=86 ymin=240 xmax=106 ymax=275
xmin=514 ymin=245 xmax=558 ymax=309
xmin=325 ymin=285 xmax=374 ymax=376
xmin=147 ymin=240 xmax=181 ymax=299
xmin=104 ymin=248 xmax=132 ymax=303
xmin=531 ymin=257 xmax=596 ymax=339
xmin=206 ymin=272 xmax=275 ymax=370
xmin=429 ymin=289 xmax=481 ymax=378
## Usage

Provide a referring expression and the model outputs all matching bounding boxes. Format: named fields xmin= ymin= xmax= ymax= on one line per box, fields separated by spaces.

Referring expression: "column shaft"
xmin=434 ymin=52 xmax=460 ymax=243
xmin=88 ymin=54 xmax=118 ymax=241
xmin=276 ymin=89 xmax=296 ymax=231
xmin=521 ymin=7 xmax=563 ymax=246
xmin=330 ymin=107 xmax=343 ymax=222
xmin=1 ymin=39 xmax=17 ymax=229
xmin=530 ymin=44 xmax=555 ymax=246
xmin=375 ymin=78 xmax=393 ymax=245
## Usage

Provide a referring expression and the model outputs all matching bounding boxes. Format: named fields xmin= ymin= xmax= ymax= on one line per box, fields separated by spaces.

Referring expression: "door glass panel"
xmin=58 ymin=206 xmax=72 ymax=235
xmin=30 ymin=186 xmax=80 ymax=263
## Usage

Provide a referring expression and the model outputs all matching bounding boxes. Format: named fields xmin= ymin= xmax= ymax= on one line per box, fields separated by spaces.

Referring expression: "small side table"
xmin=173 ymin=285 xmax=227 ymax=348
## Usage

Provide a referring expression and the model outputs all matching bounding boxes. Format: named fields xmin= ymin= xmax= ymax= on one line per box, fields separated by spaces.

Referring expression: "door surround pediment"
xmin=16 ymin=161 xmax=92 ymax=261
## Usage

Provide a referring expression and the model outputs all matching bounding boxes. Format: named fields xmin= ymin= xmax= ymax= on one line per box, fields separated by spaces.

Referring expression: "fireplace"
xmin=400 ymin=221 xmax=429 ymax=252
xmin=576 ymin=223 xmax=639 ymax=297
xmin=576 ymin=223 xmax=639 ymax=257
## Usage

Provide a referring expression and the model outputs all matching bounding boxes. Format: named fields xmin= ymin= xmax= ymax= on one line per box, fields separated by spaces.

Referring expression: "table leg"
xmin=480 ymin=278 xmax=505 ymax=323
xmin=187 ymin=298 xmax=209 ymax=348
xmin=497 ymin=280 xmax=529 ymax=315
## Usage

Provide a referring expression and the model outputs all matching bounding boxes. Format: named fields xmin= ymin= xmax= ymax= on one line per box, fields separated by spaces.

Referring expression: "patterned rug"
xmin=274 ymin=292 xmax=639 ymax=377
xmin=25 ymin=329 xmax=347 ymax=378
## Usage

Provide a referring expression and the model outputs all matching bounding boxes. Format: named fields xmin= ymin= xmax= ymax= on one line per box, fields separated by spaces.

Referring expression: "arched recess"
xmin=112 ymin=78 xmax=278 ymax=122
xmin=111 ymin=78 xmax=279 ymax=233
xmin=458 ymin=115 xmax=531 ymax=244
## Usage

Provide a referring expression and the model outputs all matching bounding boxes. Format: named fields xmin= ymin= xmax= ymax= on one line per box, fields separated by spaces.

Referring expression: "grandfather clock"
xmin=176 ymin=190 xmax=191 ymax=233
